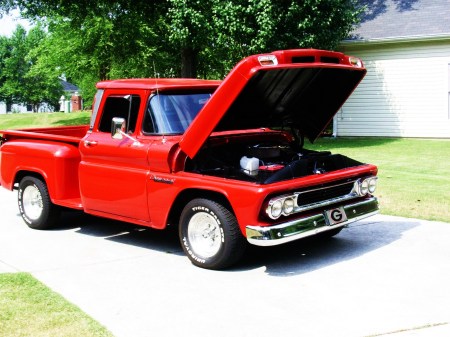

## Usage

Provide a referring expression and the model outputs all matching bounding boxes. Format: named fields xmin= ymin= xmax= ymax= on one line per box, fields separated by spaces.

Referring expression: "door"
xmin=79 ymin=90 xmax=151 ymax=222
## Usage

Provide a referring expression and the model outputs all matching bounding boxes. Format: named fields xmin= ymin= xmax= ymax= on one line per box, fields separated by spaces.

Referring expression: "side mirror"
xmin=111 ymin=117 xmax=126 ymax=139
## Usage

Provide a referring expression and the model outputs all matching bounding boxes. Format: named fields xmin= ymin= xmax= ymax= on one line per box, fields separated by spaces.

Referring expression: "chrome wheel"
xmin=22 ymin=185 xmax=44 ymax=220
xmin=180 ymin=198 xmax=247 ymax=269
xmin=187 ymin=212 xmax=222 ymax=259
xmin=18 ymin=176 xmax=60 ymax=229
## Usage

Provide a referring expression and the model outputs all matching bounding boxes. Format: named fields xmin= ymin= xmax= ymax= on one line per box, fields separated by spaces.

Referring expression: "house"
xmin=337 ymin=0 xmax=450 ymax=138
xmin=0 ymin=80 xmax=80 ymax=114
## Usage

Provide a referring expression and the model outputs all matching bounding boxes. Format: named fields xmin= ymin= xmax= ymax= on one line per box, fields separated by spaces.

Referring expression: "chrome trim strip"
xmin=246 ymin=197 xmax=379 ymax=246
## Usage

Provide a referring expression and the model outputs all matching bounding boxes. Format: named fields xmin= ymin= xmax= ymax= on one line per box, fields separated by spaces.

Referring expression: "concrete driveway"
xmin=1 ymin=187 xmax=449 ymax=337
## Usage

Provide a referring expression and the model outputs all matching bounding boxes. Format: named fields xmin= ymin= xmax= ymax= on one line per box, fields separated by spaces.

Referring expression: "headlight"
xmin=360 ymin=179 xmax=369 ymax=195
xmin=368 ymin=177 xmax=377 ymax=194
xmin=356 ymin=177 xmax=377 ymax=196
xmin=266 ymin=195 xmax=297 ymax=219
xmin=283 ymin=198 xmax=295 ymax=214
xmin=270 ymin=200 xmax=283 ymax=219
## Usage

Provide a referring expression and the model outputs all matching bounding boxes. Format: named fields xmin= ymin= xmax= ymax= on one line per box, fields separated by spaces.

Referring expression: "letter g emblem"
xmin=330 ymin=209 xmax=343 ymax=222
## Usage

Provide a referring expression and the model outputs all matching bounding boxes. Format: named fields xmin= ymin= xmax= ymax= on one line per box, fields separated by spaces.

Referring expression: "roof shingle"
xmin=351 ymin=0 xmax=450 ymax=41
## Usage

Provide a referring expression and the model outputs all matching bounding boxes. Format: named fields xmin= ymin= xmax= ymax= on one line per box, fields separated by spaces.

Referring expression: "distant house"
xmin=337 ymin=0 xmax=450 ymax=138
xmin=61 ymin=80 xmax=80 ymax=96
xmin=0 ymin=80 xmax=80 ymax=114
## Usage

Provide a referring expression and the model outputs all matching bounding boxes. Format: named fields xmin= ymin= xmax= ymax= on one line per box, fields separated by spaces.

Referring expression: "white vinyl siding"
xmin=448 ymin=64 xmax=450 ymax=119
xmin=339 ymin=40 xmax=450 ymax=138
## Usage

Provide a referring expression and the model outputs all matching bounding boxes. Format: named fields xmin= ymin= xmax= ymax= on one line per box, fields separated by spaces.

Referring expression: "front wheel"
xmin=18 ymin=176 xmax=60 ymax=229
xmin=179 ymin=198 xmax=246 ymax=270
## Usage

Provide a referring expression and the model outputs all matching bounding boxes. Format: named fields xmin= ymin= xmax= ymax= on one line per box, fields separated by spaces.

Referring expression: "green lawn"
xmin=0 ymin=111 xmax=91 ymax=130
xmin=0 ymin=273 xmax=113 ymax=337
xmin=309 ymin=137 xmax=450 ymax=223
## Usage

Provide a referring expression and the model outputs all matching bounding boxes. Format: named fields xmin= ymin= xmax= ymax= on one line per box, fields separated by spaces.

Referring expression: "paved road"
xmin=1 ymin=187 xmax=449 ymax=337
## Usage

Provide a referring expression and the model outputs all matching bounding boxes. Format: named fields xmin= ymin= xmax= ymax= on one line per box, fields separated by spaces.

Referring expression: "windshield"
xmin=144 ymin=92 xmax=212 ymax=134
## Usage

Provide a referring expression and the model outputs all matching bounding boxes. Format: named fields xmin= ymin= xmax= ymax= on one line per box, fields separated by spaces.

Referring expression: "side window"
xmin=98 ymin=95 xmax=141 ymax=133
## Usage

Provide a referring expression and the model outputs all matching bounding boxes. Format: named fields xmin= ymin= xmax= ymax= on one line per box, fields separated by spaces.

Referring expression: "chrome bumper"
xmin=246 ymin=197 xmax=379 ymax=246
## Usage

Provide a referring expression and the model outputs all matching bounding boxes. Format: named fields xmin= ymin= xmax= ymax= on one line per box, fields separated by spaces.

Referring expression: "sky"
xmin=0 ymin=9 xmax=32 ymax=37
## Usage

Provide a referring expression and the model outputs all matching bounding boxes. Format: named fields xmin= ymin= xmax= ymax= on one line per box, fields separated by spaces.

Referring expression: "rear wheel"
xmin=18 ymin=176 xmax=60 ymax=229
xmin=179 ymin=198 xmax=246 ymax=270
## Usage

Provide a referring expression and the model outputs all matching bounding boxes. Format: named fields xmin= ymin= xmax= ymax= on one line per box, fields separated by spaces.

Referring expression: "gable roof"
xmin=61 ymin=80 xmax=79 ymax=92
xmin=349 ymin=0 xmax=450 ymax=43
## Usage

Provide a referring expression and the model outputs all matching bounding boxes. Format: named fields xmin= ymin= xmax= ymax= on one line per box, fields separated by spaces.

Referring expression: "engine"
xmin=185 ymin=133 xmax=364 ymax=184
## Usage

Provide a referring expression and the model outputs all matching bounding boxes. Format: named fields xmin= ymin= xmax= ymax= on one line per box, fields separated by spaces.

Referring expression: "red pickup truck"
xmin=0 ymin=49 xmax=378 ymax=269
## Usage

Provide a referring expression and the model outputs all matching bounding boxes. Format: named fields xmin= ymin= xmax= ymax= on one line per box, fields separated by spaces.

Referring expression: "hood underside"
xmin=180 ymin=49 xmax=366 ymax=159
xmin=214 ymin=66 xmax=365 ymax=142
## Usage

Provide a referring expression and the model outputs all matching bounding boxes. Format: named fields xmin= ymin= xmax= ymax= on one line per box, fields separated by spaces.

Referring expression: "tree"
xmin=168 ymin=0 xmax=362 ymax=78
xmin=0 ymin=35 xmax=13 ymax=105
xmin=24 ymin=26 xmax=62 ymax=111
xmin=167 ymin=0 xmax=214 ymax=77
xmin=2 ymin=1 xmax=175 ymax=105
xmin=2 ymin=0 xmax=362 ymax=82
xmin=0 ymin=25 xmax=62 ymax=111
xmin=0 ymin=25 xmax=28 ymax=105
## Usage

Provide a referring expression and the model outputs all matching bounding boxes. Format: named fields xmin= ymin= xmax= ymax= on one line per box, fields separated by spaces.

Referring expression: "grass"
xmin=309 ymin=137 xmax=450 ymax=223
xmin=0 ymin=111 xmax=91 ymax=130
xmin=0 ymin=273 xmax=113 ymax=337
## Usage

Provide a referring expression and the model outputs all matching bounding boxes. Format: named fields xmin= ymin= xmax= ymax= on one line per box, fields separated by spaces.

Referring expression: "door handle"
xmin=84 ymin=140 xmax=98 ymax=147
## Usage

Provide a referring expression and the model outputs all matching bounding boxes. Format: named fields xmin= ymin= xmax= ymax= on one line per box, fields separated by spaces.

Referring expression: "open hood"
xmin=180 ymin=49 xmax=366 ymax=159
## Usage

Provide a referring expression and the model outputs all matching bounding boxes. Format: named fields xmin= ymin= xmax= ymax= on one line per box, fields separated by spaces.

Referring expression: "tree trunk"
xmin=181 ymin=47 xmax=198 ymax=78
xmin=99 ymin=62 xmax=110 ymax=81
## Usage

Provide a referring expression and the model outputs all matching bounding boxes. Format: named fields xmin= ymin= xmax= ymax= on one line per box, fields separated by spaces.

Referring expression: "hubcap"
xmin=188 ymin=212 xmax=222 ymax=258
xmin=22 ymin=185 xmax=43 ymax=220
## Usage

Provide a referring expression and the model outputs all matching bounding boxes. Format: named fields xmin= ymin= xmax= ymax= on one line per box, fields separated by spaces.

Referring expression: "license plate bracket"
xmin=325 ymin=207 xmax=348 ymax=226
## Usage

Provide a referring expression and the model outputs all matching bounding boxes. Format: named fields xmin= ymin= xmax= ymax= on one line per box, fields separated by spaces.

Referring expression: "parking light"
xmin=349 ymin=56 xmax=363 ymax=67
xmin=258 ymin=55 xmax=278 ymax=66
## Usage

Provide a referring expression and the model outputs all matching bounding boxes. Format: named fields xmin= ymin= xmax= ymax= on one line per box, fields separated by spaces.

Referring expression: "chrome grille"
xmin=296 ymin=181 xmax=355 ymax=206
xmin=293 ymin=180 xmax=359 ymax=213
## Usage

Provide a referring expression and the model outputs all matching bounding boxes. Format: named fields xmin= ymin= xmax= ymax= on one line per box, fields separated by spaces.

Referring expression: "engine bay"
xmin=185 ymin=132 xmax=364 ymax=184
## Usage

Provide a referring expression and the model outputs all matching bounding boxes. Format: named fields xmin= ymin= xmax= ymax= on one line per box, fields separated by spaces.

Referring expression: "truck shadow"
xmin=56 ymin=210 xmax=184 ymax=256
xmin=56 ymin=211 xmax=419 ymax=276
xmin=238 ymin=217 xmax=419 ymax=276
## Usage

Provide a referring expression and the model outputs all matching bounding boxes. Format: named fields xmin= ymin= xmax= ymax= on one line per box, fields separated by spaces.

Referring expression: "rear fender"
xmin=0 ymin=140 xmax=81 ymax=201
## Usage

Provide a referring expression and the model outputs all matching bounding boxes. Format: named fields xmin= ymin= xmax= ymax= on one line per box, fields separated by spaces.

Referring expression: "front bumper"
xmin=246 ymin=197 xmax=379 ymax=246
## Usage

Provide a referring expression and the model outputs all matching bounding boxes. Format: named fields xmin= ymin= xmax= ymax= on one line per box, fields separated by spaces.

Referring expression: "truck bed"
xmin=0 ymin=125 xmax=88 ymax=209
xmin=0 ymin=125 xmax=89 ymax=144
